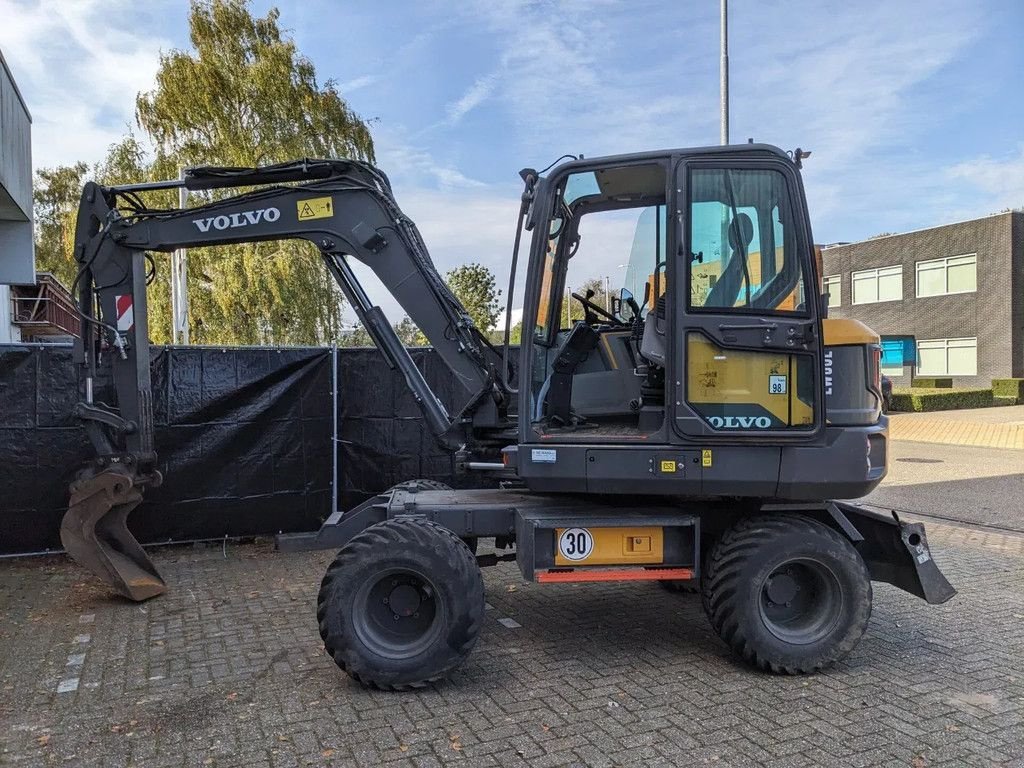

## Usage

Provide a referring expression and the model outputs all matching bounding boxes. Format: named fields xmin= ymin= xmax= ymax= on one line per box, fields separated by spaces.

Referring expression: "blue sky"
xmin=2 ymin=0 xmax=1022 ymax=320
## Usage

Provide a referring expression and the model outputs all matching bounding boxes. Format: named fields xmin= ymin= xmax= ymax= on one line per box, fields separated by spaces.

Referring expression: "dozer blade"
xmin=60 ymin=470 xmax=166 ymax=602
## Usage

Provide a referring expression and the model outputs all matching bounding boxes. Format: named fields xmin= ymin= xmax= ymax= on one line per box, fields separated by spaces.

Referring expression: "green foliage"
xmin=575 ymin=276 xmax=614 ymax=316
xmin=911 ymin=377 xmax=953 ymax=389
xmin=32 ymin=162 xmax=89 ymax=287
xmin=337 ymin=325 xmax=375 ymax=347
xmin=393 ymin=316 xmax=423 ymax=347
xmin=992 ymin=378 xmax=1024 ymax=404
xmin=32 ymin=0 xmax=375 ymax=346
xmin=889 ymin=387 xmax=995 ymax=413
xmin=507 ymin=321 xmax=523 ymax=346
xmin=444 ymin=263 xmax=503 ymax=335
xmin=336 ymin=316 xmax=426 ymax=349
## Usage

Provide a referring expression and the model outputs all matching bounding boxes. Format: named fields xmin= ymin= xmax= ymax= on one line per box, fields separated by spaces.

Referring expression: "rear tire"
xmin=318 ymin=518 xmax=484 ymax=690
xmin=701 ymin=514 xmax=871 ymax=674
xmin=659 ymin=579 xmax=699 ymax=594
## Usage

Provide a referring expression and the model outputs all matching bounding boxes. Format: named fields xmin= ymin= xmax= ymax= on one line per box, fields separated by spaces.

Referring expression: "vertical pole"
xmin=565 ymin=283 xmax=571 ymax=327
xmin=720 ymin=0 xmax=729 ymax=146
xmin=331 ymin=344 xmax=338 ymax=517
xmin=604 ymin=275 xmax=611 ymax=311
xmin=171 ymin=168 xmax=190 ymax=344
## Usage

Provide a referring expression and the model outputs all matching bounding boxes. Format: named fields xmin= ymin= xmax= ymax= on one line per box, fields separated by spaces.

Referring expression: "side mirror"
xmin=619 ymin=288 xmax=636 ymax=322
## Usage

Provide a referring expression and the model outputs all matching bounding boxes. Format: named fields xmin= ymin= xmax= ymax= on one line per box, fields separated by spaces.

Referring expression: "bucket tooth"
xmin=60 ymin=470 xmax=166 ymax=602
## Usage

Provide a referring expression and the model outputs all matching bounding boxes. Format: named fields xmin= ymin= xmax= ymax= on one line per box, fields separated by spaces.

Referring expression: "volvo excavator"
xmin=63 ymin=144 xmax=954 ymax=688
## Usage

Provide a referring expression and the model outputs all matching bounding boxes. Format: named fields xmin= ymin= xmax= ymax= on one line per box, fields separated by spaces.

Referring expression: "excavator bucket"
xmin=60 ymin=470 xmax=166 ymax=602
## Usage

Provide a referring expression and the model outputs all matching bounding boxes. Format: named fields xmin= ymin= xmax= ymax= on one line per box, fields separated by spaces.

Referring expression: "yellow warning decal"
xmin=660 ymin=460 xmax=676 ymax=473
xmin=701 ymin=449 xmax=713 ymax=468
xmin=297 ymin=196 xmax=333 ymax=221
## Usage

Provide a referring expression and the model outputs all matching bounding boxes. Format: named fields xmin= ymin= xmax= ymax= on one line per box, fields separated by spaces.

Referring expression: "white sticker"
xmin=917 ymin=551 xmax=931 ymax=564
xmin=558 ymin=528 xmax=594 ymax=561
xmin=531 ymin=448 xmax=557 ymax=463
xmin=769 ymin=374 xmax=788 ymax=395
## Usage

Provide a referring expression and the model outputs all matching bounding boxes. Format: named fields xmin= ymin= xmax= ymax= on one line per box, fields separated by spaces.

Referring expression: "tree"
xmin=33 ymin=162 xmax=88 ymax=287
xmin=33 ymin=1 xmax=375 ymax=345
xmin=336 ymin=316 xmax=425 ymax=349
xmin=132 ymin=0 xmax=374 ymax=346
xmin=445 ymin=263 xmax=503 ymax=334
xmin=393 ymin=316 xmax=422 ymax=346
xmin=33 ymin=0 xmax=374 ymax=346
xmin=574 ymin=276 xmax=612 ymax=319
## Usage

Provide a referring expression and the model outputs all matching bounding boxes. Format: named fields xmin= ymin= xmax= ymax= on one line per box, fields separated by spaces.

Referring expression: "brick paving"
xmin=889 ymin=406 xmax=1024 ymax=451
xmin=1 ymin=521 xmax=1023 ymax=768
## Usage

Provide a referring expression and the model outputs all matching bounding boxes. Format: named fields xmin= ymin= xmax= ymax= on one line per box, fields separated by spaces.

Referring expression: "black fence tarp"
xmin=0 ymin=345 xmax=335 ymax=555
xmin=334 ymin=347 xmax=462 ymax=508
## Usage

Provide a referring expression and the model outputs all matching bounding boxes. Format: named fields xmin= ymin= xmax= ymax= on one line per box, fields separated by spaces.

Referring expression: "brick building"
xmin=821 ymin=211 xmax=1023 ymax=388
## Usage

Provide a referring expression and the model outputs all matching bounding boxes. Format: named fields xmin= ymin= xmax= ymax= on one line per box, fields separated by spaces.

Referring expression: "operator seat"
xmin=706 ymin=212 xmax=755 ymax=309
xmin=639 ymin=213 xmax=755 ymax=367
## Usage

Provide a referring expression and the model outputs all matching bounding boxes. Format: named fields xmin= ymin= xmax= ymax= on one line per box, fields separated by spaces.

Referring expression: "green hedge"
xmin=911 ymin=377 xmax=953 ymax=389
xmin=890 ymin=387 xmax=994 ymax=413
xmin=992 ymin=378 xmax=1024 ymax=405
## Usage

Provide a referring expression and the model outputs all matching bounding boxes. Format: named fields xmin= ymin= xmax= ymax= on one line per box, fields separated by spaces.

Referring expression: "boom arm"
xmin=64 ymin=159 xmax=515 ymax=600
xmin=75 ymin=159 xmax=512 ymax=449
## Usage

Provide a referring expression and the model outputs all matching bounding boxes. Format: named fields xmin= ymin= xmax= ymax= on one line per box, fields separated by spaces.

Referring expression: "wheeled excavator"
xmin=63 ymin=145 xmax=954 ymax=688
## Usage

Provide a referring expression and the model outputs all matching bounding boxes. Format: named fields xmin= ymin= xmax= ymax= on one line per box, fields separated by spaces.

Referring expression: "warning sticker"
xmin=701 ymin=449 xmax=713 ymax=468
xmin=297 ymin=196 xmax=334 ymax=221
xmin=660 ymin=460 xmax=677 ymax=473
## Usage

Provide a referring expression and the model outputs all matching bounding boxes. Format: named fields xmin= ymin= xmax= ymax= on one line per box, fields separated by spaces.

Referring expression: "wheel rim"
xmin=353 ymin=568 xmax=443 ymax=659
xmin=758 ymin=558 xmax=843 ymax=645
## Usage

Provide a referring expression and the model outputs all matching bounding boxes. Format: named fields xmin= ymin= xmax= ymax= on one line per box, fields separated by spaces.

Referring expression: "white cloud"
xmin=341 ymin=181 xmax=522 ymax=324
xmin=445 ymin=72 xmax=498 ymax=125
xmin=338 ymin=74 xmax=378 ymax=93
xmin=0 ymin=0 xmax=172 ymax=169
xmin=430 ymin=0 xmax=989 ymax=243
xmin=374 ymin=128 xmax=488 ymax=190
xmin=947 ymin=146 xmax=1024 ymax=213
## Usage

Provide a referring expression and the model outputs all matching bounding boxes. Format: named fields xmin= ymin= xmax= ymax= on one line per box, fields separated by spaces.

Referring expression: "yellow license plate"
xmin=554 ymin=526 xmax=664 ymax=566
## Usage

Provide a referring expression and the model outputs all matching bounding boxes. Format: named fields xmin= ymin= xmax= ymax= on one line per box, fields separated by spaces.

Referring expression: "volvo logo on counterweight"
xmin=193 ymin=207 xmax=281 ymax=233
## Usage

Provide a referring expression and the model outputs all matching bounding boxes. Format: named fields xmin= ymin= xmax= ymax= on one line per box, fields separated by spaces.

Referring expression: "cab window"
xmin=688 ymin=168 xmax=806 ymax=314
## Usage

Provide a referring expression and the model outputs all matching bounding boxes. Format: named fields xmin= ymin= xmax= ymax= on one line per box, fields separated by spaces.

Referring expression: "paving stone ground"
xmin=1 ymin=520 xmax=1023 ymax=768
xmin=889 ymin=406 xmax=1024 ymax=450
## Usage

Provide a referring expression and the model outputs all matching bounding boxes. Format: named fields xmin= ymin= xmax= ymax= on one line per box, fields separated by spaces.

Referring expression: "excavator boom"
xmin=65 ymin=159 xmax=517 ymax=600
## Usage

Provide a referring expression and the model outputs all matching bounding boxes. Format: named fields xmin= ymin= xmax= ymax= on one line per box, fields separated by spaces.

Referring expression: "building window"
xmin=916 ymin=254 xmax=976 ymax=297
xmin=823 ymin=275 xmax=841 ymax=307
xmin=880 ymin=337 xmax=914 ymax=377
xmin=852 ymin=265 xmax=902 ymax=304
xmin=916 ymin=338 xmax=977 ymax=376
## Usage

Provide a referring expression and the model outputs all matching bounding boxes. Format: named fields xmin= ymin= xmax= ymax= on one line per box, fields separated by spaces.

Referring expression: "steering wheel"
xmin=571 ymin=292 xmax=623 ymax=325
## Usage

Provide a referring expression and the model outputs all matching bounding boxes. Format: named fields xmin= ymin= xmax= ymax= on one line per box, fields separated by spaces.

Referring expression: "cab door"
xmin=672 ymin=159 xmax=824 ymax=441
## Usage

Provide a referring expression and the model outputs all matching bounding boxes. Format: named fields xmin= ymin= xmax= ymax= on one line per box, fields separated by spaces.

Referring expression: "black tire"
xmin=701 ymin=514 xmax=871 ymax=674
xmin=659 ymin=579 xmax=699 ymax=594
xmin=317 ymin=518 xmax=484 ymax=690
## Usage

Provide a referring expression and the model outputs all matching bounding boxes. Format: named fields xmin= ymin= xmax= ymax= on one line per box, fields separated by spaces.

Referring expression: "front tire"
xmin=317 ymin=518 xmax=484 ymax=690
xmin=702 ymin=514 xmax=871 ymax=674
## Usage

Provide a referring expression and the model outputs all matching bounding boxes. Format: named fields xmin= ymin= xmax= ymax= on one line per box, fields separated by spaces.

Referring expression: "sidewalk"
xmin=889 ymin=405 xmax=1024 ymax=450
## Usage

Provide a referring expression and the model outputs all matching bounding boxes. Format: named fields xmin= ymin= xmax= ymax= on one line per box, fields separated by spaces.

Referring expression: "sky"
xmin=2 ymin=0 xmax=1022 ymax=323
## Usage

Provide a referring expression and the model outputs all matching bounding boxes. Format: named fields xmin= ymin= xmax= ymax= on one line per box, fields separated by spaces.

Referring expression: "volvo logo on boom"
xmin=708 ymin=415 xmax=773 ymax=429
xmin=193 ymin=207 xmax=281 ymax=233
